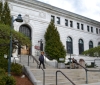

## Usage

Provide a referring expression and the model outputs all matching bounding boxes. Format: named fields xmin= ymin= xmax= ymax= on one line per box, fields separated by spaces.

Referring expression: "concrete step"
xmin=18 ymin=55 xmax=100 ymax=85
xmin=31 ymin=69 xmax=100 ymax=85
xmin=18 ymin=55 xmax=55 ymax=69
xmin=79 ymin=82 xmax=100 ymax=85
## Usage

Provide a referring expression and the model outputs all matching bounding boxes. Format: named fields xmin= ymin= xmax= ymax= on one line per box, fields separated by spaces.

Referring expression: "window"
xmin=87 ymin=26 xmax=89 ymax=32
xmin=70 ymin=21 xmax=73 ymax=27
xmin=99 ymin=29 xmax=100 ymax=34
xmin=98 ymin=42 xmax=100 ymax=46
xmin=19 ymin=25 xmax=31 ymax=39
xmin=81 ymin=24 xmax=84 ymax=30
xmin=65 ymin=19 xmax=68 ymax=26
xmin=96 ymin=28 xmax=98 ymax=34
xmin=51 ymin=15 xmax=55 ymax=22
xmin=78 ymin=39 xmax=84 ymax=54
xmin=91 ymin=27 xmax=93 ymax=33
xmin=77 ymin=23 xmax=80 ymax=29
xmin=89 ymin=41 xmax=93 ymax=49
xmin=57 ymin=17 xmax=60 ymax=24
xmin=66 ymin=36 xmax=73 ymax=54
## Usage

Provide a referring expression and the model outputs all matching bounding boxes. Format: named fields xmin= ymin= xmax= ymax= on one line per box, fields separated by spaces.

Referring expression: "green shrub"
xmin=0 ymin=69 xmax=6 ymax=85
xmin=0 ymin=79 xmax=5 ymax=85
xmin=0 ymin=68 xmax=5 ymax=75
xmin=85 ymin=63 xmax=96 ymax=68
xmin=11 ymin=63 xmax=22 ymax=75
xmin=0 ymin=69 xmax=16 ymax=85
xmin=1 ymin=75 xmax=16 ymax=85
xmin=0 ymin=57 xmax=8 ymax=71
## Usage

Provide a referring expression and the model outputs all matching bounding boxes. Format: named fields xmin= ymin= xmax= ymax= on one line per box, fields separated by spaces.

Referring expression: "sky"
xmin=37 ymin=0 xmax=100 ymax=22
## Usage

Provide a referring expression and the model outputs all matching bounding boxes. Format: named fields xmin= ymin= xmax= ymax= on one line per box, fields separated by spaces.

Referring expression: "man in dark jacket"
xmin=39 ymin=51 xmax=45 ymax=69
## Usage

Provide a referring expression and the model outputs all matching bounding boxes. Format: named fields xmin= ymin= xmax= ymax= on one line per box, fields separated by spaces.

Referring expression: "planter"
xmin=58 ymin=63 xmax=65 ymax=69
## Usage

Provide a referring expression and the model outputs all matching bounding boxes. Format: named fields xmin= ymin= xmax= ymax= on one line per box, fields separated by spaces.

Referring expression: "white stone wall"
xmin=8 ymin=0 xmax=100 ymax=56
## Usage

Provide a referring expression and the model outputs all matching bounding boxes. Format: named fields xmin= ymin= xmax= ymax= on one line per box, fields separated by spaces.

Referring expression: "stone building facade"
xmin=6 ymin=0 xmax=100 ymax=56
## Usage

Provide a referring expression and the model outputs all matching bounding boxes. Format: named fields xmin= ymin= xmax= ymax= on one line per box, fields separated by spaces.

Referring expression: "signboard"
xmin=59 ymin=58 xmax=65 ymax=61
xmin=34 ymin=45 xmax=40 ymax=50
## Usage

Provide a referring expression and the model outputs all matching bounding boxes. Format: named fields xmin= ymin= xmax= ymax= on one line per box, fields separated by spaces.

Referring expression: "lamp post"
xmin=69 ymin=48 xmax=71 ymax=69
xmin=38 ymin=39 xmax=43 ymax=51
xmin=8 ymin=14 xmax=23 ymax=76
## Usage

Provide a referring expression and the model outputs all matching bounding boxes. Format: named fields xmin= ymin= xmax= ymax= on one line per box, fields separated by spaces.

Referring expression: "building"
xmin=6 ymin=0 xmax=100 ymax=57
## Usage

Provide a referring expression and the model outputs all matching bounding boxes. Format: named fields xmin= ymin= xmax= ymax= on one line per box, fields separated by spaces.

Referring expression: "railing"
xmin=30 ymin=55 xmax=39 ymax=68
xmin=74 ymin=60 xmax=100 ymax=84
xmin=56 ymin=70 xmax=76 ymax=85
xmin=94 ymin=59 xmax=100 ymax=65
xmin=31 ymin=55 xmax=45 ymax=85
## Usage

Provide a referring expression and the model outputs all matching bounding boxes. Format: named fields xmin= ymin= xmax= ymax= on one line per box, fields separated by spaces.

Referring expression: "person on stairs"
xmin=39 ymin=51 xmax=46 ymax=69
xmin=72 ymin=57 xmax=78 ymax=69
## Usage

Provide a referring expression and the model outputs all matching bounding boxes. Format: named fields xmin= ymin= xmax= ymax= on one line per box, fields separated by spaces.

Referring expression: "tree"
xmin=1 ymin=1 xmax=11 ymax=26
xmin=82 ymin=46 xmax=100 ymax=57
xmin=44 ymin=20 xmax=66 ymax=62
xmin=0 ymin=1 xmax=3 ymax=23
xmin=0 ymin=24 xmax=31 ymax=57
xmin=0 ymin=1 xmax=31 ymax=57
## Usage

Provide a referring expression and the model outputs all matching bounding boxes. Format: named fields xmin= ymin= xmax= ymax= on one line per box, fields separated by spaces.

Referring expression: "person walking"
xmin=39 ymin=51 xmax=45 ymax=69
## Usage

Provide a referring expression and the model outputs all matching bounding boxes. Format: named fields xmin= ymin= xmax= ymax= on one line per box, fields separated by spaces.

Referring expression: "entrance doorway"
xmin=19 ymin=25 xmax=31 ymax=55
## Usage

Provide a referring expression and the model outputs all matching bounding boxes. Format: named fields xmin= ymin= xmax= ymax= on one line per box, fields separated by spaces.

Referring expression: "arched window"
xmin=89 ymin=41 xmax=93 ymax=49
xmin=98 ymin=42 xmax=100 ymax=46
xmin=19 ymin=25 xmax=31 ymax=39
xmin=78 ymin=39 xmax=84 ymax=54
xmin=66 ymin=36 xmax=73 ymax=54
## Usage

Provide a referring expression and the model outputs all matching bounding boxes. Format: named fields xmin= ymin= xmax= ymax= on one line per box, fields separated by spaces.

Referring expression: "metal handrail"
xmin=31 ymin=55 xmax=39 ymax=65
xmin=56 ymin=70 xmax=76 ymax=85
xmin=74 ymin=60 xmax=100 ymax=84
xmin=94 ymin=59 xmax=100 ymax=65
xmin=31 ymin=55 xmax=45 ymax=85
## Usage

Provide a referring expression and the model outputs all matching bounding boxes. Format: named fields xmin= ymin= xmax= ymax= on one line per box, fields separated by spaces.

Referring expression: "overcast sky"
xmin=37 ymin=0 xmax=100 ymax=22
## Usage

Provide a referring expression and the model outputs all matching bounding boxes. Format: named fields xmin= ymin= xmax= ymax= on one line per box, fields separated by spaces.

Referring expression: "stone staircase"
xmin=30 ymin=68 xmax=100 ymax=85
xmin=18 ymin=55 xmax=100 ymax=85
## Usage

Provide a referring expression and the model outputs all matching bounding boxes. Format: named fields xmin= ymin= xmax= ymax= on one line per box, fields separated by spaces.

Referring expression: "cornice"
xmin=8 ymin=0 xmax=100 ymax=27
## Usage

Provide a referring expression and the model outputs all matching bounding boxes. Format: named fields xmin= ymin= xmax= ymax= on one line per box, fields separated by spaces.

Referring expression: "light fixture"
xmin=8 ymin=14 xmax=23 ymax=76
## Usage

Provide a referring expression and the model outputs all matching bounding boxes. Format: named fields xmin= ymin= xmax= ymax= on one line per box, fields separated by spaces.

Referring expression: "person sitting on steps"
xmin=72 ymin=57 xmax=78 ymax=69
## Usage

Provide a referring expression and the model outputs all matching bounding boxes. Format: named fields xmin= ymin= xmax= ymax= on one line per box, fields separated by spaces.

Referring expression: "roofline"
xmin=8 ymin=0 xmax=100 ymax=27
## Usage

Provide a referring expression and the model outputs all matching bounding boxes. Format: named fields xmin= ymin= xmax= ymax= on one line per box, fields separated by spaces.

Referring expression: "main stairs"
xmin=31 ymin=68 xmax=100 ymax=85
xmin=18 ymin=55 xmax=100 ymax=85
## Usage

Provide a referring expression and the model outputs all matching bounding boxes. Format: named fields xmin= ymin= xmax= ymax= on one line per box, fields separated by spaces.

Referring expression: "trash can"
xmin=91 ymin=62 xmax=95 ymax=67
